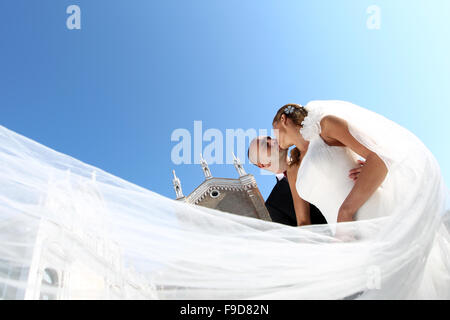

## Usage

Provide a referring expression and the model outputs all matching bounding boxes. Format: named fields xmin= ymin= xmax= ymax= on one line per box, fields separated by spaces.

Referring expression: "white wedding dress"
xmin=296 ymin=132 xmax=388 ymax=224
xmin=296 ymin=100 xmax=450 ymax=298
xmin=0 ymin=100 xmax=448 ymax=300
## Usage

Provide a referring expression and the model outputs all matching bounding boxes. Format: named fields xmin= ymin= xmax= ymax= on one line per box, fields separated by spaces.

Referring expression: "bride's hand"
xmin=348 ymin=160 xmax=366 ymax=181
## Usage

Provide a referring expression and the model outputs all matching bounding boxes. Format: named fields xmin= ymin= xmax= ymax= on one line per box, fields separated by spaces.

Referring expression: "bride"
xmin=272 ymin=100 xmax=450 ymax=297
xmin=273 ymin=101 xmax=392 ymax=225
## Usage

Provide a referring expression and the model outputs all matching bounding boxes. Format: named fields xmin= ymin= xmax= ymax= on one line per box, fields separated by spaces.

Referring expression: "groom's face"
xmin=248 ymin=136 xmax=286 ymax=174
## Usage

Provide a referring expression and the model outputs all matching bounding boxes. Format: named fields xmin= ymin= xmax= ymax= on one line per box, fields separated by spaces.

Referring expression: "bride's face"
xmin=273 ymin=115 xmax=296 ymax=149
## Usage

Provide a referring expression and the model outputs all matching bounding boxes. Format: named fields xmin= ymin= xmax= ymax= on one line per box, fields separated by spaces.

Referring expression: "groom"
xmin=248 ymin=136 xmax=364 ymax=226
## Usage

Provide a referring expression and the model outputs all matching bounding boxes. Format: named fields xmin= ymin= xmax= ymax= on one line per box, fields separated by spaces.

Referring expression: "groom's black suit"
xmin=265 ymin=176 xmax=327 ymax=226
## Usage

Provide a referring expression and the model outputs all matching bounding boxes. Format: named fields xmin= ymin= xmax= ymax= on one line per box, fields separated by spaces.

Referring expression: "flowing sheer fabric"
xmin=0 ymin=113 xmax=448 ymax=299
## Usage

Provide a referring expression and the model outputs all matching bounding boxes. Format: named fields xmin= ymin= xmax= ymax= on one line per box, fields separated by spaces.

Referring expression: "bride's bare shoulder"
xmin=318 ymin=115 xmax=350 ymax=146
xmin=320 ymin=115 xmax=348 ymax=133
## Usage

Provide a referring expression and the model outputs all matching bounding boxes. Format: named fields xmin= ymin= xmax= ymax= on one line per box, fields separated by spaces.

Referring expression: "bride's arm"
xmin=320 ymin=115 xmax=388 ymax=222
xmin=287 ymin=164 xmax=311 ymax=226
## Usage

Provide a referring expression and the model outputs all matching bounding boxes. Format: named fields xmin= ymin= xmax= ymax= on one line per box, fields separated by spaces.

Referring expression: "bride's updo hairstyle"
xmin=272 ymin=103 xmax=308 ymax=167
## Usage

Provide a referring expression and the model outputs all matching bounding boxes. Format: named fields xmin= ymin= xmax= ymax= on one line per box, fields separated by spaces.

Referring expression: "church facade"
xmin=172 ymin=154 xmax=271 ymax=222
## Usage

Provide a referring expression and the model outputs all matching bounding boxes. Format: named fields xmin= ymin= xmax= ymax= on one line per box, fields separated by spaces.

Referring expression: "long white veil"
xmin=0 ymin=110 xmax=449 ymax=299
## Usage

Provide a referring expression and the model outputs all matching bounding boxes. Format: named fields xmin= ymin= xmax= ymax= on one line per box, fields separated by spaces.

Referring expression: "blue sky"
xmin=1 ymin=1 xmax=449 ymax=200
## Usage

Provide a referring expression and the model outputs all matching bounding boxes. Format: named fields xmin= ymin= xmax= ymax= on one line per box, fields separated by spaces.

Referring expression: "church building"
xmin=172 ymin=153 xmax=271 ymax=222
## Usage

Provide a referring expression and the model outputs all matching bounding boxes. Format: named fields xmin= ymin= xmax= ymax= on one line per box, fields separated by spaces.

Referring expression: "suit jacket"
xmin=265 ymin=176 xmax=327 ymax=226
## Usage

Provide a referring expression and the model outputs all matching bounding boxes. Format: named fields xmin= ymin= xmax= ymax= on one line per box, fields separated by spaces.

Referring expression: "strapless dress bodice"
xmin=296 ymin=137 xmax=387 ymax=224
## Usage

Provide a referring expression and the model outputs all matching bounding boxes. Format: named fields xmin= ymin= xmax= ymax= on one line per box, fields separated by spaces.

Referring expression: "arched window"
xmin=39 ymin=268 xmax=59 ymax=300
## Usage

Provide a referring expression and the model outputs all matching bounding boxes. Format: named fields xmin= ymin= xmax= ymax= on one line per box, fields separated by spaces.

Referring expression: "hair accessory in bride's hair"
xmin=284 ymin=105 xmax=295 ymax=115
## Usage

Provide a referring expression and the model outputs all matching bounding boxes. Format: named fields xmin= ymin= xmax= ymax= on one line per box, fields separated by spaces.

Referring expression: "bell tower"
xmin=172 ymin=170 xmax=184 ymax=200
xmin=200 ymin=154 xmax=212 ymax=180
xmin=232 ymin=152 xmax=247 ymax=177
